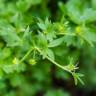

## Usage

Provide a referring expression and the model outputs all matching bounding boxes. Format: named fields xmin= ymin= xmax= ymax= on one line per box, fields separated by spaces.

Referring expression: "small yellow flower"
xmin=59 ymin=25 xmax=64 ymax=32
xmin=12 ymin=57 xmax=19 ymax=64
xmin=75 ymin=26 xmax=81 ymax=33
xmin=28 ymin=59 xmax=37 ymax=65
xmin=65 ymin=64 xmax=78 ymax=72
xmin=44 ymin=31 xmax=48 ymax=34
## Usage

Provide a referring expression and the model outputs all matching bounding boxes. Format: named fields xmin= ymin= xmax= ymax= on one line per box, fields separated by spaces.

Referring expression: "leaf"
xmin=48 ymin=37 xmax=64 ymax=47
xmin=38 ymin=18 xmax=51 ymax=30
xmin=38 ymin=22 xmax=46 ymax=30
xmin=37 ymin=32 xmax=48 ymax=48
xmin=80 ymin=27 xmax=96 ymax=47
xmin=66 ymin=0 xmax=82 ymax=24
xmin=23 ymin=26 xmax=30 ymax=38
xmin=83 ymin=31 xmax=96 ymax=43
xmin=37 ymin=18 xmax=46 ymax=30
xmin=16 ymin=0 xmax=42 ymax=12
xmin=0 ymin=24 xmax=22 ymax=47
xmin=2 ymin=48 xmax=11 ymax=59
xmin=76 ymin=73 xmax=84 ymax=85
xmin=72 ymin=72 xmax=84 ymax=85
xmin=92 ymin=0 xmax=96 ymax=10
xmin=47 ymin=49 xmax=55 ymax=60
xmin=82 ymin=8 xmax=96 ymax=23
xmin=66 ymin=0 xmax=96 ymax=24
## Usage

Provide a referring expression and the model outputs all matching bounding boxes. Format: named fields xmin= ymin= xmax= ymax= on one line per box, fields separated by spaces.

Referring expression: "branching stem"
xmin=19 ymin=47 xmax=34 ymax=63
xmin=35 ymin=47 xmax=72 ymax=73
xmin=19 ymin=46 xmax=72 ymax=74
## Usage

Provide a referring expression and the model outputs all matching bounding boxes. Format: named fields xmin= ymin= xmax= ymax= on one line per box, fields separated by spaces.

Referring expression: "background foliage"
xmin=0 ymin=0 xmax=96 ymax=96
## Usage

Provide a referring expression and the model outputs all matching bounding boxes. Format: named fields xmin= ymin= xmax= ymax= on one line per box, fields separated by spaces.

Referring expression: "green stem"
xmin=57 ymin=33 xmax=76 ymax=36
xmin=19 ymin=47 xmax=34 ymax=63
xmin=35 ymin=47 xmax=71 ymax=73
xmin=19 ymin=46 xmax=72 ymax=73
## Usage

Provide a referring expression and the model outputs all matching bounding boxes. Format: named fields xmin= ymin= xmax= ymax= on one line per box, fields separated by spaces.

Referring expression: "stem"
xmin=19 ymin=46 xmax=72 ymax=73
xmin=35 ymin=47 xmax=71 ymax=73
xmin=19 ymin=47 xmax=34 ymax=63
xmin=57 ymin=33 xmax=76 ymax=36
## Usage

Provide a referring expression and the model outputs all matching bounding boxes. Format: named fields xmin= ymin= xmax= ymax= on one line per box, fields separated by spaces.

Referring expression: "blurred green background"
xmin=0 ymin=0 xmax=96 ymax=96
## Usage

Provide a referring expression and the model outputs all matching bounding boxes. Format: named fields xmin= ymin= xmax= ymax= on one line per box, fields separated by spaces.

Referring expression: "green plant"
xmin=0 ymin=0 xmax=96 ymax=96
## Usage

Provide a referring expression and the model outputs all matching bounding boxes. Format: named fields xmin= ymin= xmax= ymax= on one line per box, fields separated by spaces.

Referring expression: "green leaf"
xmin=37 ymin=32 xmax=48 ymax=48
xmin=79 ymin=26 xmax=96 ymax=47
xmin=0 ymin=24 xmax=22 ymax=47
xmin=48 ymin=37 xmax=64 ymax=47
xmin=83 ymin=31 xmax=96 ymax=43
xmin=92 ymin=0 xmax=96 ymax=9
xmin=47 ymin=49 xmax=55 ymax=60
xmin=72 ymin=72 xmax=84 ymax=85
xmin=82 ymin=8 xmax=96 ymax=23
xmin=23 ymin=26 xmax=30 ymax=38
